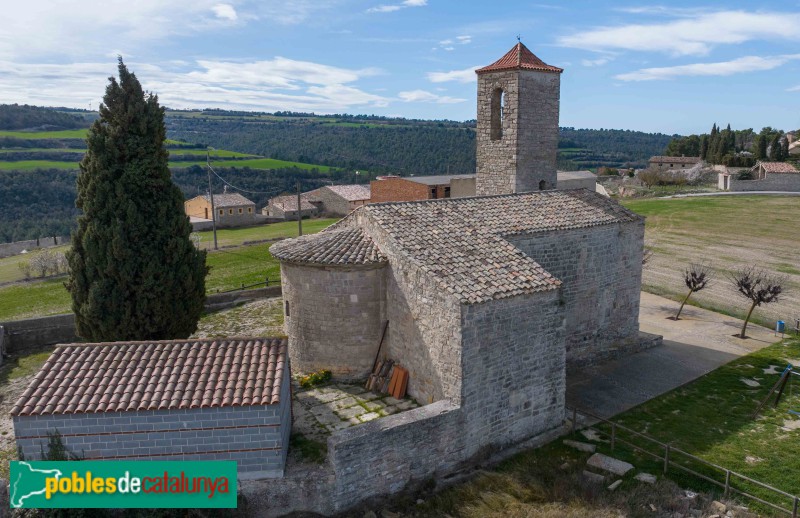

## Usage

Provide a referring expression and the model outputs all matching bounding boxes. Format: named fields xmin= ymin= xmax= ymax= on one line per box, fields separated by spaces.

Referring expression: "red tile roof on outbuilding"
xmin=11 ymin=338 xmax=287 ymax=417
xmin=759 ymin=161 xmax=798 ymax=174
xmin=476 ymin=42 xmax=563 ymax=74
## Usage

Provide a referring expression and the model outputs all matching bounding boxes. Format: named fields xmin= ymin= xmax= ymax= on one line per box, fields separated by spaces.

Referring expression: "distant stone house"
xmin=305 ymin=185 xmax=371 ymax=216
xmin=648 ymin=156 xmax=702 ymax=171
xmin=13 ymin=338 xmax=291 ymax=478
xmin=184 ymin=192 xmax=257 ymax=227
xmin=718 ymin=160 xmax=800 ymax=191
xmin=264 ymin=194 xmax=319 ymax=220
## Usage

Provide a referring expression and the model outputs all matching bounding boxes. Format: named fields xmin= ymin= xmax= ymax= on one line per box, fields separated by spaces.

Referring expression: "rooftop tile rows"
xmin=11 ymin=338 xmax=287 ymax=417
xmin=270 ymin=227 xmax=387 ymax=266
xmin=476 ymin=42 xmax=563 ymax=74
xmin=203 ymin=193 xmax=254 ymax=207
xmin=759 ymin=161 xmax=798 ymax=174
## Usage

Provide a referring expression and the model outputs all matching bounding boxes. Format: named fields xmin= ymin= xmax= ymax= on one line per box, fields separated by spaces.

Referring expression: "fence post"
xmin=793 ymin=496 xmax=798 ymax=518
xmin=572 ymin=407 xmax=577 ymax=433
xmin=724 ymin=470 xmax=731 ymax=496
xmin=663 ymin=445 xmax=670 ymax=475
xmin=611 ymin=423 xmax=616 ymax=451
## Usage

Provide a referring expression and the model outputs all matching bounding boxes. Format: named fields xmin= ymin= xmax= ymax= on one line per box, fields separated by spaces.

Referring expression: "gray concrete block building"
xmin=271 ymin=42 xmax=646 ymax=460
xmin=12 ymin=338 xmax=290 ymax=478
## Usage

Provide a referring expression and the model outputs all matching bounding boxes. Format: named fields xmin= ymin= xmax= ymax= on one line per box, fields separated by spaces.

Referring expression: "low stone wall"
xmin=0 ymin=235 xmax=71 ymax=259
xmin=1 ymin=286 xmax=283 ymax=354
xmin=242 ymin=400 xmax=566 ymax=516
xmin=729 ymin=174 xmax=800 ymax=192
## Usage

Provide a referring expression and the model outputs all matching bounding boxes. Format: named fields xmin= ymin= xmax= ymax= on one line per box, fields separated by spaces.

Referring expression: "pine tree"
xmin=66 ymin=59 xmax=207 ymax=341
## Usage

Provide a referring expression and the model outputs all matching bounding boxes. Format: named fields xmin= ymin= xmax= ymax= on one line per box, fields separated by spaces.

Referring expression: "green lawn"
xmin=0 ymin=129 xmax=88 ymax=139
xmin=195 ymin=219 xmax=338 ymax=249
xmin=0 ymin=160 xmax=79 ymax=170
xmin=168 ymin=148 xmax=256 ymax=158
xmin=173 ymin=157 xmax=334 ymax=171
xmin=580 ymin=337 xmax=800 ymax=514
xmin=0 ymin=219 xmax=338 ymax=321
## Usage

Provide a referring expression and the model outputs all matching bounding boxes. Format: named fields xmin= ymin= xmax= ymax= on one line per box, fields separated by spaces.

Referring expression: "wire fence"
xmin=567 ymin=406 xmax=800 ymax=517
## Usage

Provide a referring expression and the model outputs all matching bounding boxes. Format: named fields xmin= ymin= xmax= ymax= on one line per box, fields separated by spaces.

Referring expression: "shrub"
xmin=299 ymin=369 xmax=332 ymax=388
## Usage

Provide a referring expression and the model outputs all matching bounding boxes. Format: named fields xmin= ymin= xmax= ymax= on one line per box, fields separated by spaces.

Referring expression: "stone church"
xmin=271 ymin=43 xmax=645 ymax=451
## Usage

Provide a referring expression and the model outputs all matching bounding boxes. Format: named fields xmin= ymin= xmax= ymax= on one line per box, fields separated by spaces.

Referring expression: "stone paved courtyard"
xmin=292 ymin=380 xmax=419 ymax=443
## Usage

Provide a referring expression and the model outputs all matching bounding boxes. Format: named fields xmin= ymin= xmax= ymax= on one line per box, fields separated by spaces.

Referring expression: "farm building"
xmin=304 ymin=185 xmax=371 ymax=216
xmin=648 ymin=156 xmax=702 ymax=171
xmin=184 ymin=191 xmax=257 ymax=227
xmin=264 ymin=194 xmax=319 ymax=220
xmin=12 ymin=338 xmax=290 ymax=478
xmin=718 ymin=160 xmax=800 ymax=191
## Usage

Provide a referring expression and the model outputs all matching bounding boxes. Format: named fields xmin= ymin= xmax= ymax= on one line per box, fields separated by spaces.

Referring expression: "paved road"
xmin=566 ymin=291 xmax=782 ymax=418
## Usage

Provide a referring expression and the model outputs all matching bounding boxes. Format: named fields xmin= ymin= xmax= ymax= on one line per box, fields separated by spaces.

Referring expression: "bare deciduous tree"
xmin=730 ymin=266 xmax=785 ymax=338
xmin=675 ymin=263 xmax=713 ymax=320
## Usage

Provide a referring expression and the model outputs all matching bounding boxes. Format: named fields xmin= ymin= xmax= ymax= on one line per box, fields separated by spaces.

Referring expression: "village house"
xmin=301 ymin=184 xmax=371 ymax=216
xmin=184 ymin=190 xmax=257 ymax=227
xmin=648 ymin=155 xmax=702 ymax=171
xmin=263 ymin=194 xmax=319 ymax=221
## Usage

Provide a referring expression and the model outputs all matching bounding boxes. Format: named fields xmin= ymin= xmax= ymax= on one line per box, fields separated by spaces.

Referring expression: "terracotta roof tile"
xmin=476 ymin=42 xmax=563 ymax=74
xmin=270 ymin=227 xmax=386 ymax=266
xmin=202 ymin=193 xmax=254 ymax=207
xmin=11 ymin=338 xmax=287 ymax=417
xmin=325 ymin=184 xmax=371 ymax=201
xmin=269 ymin=195 xmax=317 ymax=212
xmin=758 ymin=161 xmax=798 ymax=174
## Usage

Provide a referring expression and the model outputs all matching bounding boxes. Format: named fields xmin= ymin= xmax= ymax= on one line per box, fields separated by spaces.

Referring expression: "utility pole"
xmin=206 ymin=150 xmax=219 ymax=250
xmin=296 ymin=181 xmax=303 ymax=236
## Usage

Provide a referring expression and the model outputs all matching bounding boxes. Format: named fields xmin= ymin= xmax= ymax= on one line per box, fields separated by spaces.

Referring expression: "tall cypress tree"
xmin=66 ymin=59 xmax=207 ymax=341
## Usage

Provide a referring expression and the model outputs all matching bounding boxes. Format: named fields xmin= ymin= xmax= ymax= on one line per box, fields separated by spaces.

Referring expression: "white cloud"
xmin=456 ymin=35 xmax=472 ymax=44
xmin=788 ymin=85 xmax=800 ymax=92
xmin=398 ymin=89 xmax=466 ymax=104
xmin=212 ymin=3 xmax=238 ymax=21
xmin=558 ymin=10 xmax=800 ymax=57
xmin=0 ymin=57 xmax=390 ymax=112
xmin=440 ymin=39 xmax=454 ymax=45
xmin=581 ymin=58 xmax=610 ymax=67
xmin=615 ymin=54 xmax=800 ymax=81
xmin=0 ymin=0 xmax=342 ymax=60
xmin=427 ymin=66 xmax=479 ymax=83
xmin=367 ymin=0 xmax=426 ymax=14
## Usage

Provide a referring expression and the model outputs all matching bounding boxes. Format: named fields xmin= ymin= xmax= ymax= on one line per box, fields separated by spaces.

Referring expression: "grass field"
xmin=623 ymin=195 xmax=800 ymax=329
xmin=0 ymin=245 xmax=69 ymax=283
xmin=0 ymin=129 xmax=88 ymax=139
xmin=0 ymin=220 xmax=338 ymax=321
xmin=0 ymin=148 xmax=85 ymax=154
xmin=0 ymin=160 xmax=79 ymax=170
xmin=174 ymin=157 xmax=333 ymax=171
xmin=581 ymin=336 xmax=800 ymax=514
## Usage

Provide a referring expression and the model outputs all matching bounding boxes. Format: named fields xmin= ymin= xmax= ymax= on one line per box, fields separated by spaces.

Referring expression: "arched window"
xmin=490 ymin=88 xmax=504 ymax=141
xmin=539 ymin=180 xmax=546 ymax=191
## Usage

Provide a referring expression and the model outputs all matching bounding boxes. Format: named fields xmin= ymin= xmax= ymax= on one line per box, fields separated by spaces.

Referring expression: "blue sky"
xmin=1 ymin=1 xmax=799 ymax=134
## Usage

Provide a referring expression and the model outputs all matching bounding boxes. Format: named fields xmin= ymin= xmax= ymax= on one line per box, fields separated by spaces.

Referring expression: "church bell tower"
xmin=475 ymin=42 xmax=563 ymax=195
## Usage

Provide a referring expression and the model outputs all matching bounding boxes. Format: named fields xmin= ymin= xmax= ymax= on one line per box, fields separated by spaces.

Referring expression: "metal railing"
xmin=216 ymin=278 xmax=277 ymax=294
xmin=567 ymin=406 xmax=800 ymax=517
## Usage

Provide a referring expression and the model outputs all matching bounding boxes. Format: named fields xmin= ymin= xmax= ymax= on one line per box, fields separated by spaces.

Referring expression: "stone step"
xmin=586 ymin=453 xmax=634 ymax=476
xmin=563 ymin=439 xmax=596 ymax=453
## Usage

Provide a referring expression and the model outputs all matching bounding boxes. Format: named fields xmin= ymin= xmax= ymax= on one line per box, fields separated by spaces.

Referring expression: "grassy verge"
xmin=0 ymin=219 xmax=338 ymax=321
xmin=0 ymin=129 xmax=88 ymax=139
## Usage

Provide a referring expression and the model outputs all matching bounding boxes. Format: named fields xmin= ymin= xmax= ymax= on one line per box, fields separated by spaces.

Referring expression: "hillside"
xmin=0 ymin=104 xmax=92 ymax=131
xmin=166 ymin=110 xmax=675 ymax=174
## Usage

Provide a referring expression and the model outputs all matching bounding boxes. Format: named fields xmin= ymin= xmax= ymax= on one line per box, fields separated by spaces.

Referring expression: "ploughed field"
xmin=622 ymin=195 xmax=800 ymax=329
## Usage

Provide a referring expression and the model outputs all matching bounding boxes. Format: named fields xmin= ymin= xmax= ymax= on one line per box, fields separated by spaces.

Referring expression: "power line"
xmin=206 ymin=160 xmax=287 ymax=196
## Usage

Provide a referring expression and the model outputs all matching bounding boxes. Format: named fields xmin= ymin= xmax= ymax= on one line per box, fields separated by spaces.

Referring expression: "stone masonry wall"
xmin=460 ymin=289 xmax=565 ymax=457
xmin=0 ymin=236 xmax=71 ymax=259
xmin=354 ymin=211 xmax=463 ymax=405
xmin=281 ymin=262 xmax=386 ymax=380
xmin=508 ymin=221 xmax=644 ymax=365
xmin=476 ymin=69 xmax=559 ymax=196
xmin=314 ymin=187 xmax=356 ymax=216
xmin=14 ymin=369 xmax=291 ymax=478
xmin=729 ymin=174 xmax=800 ymax=192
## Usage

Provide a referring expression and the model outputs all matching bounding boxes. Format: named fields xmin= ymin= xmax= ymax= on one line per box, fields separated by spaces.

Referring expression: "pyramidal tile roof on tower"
xmin=476 ymin=42 xmax=563 ymax=74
